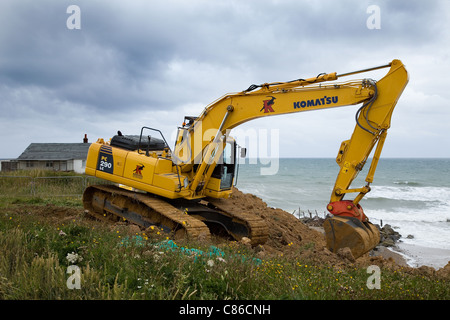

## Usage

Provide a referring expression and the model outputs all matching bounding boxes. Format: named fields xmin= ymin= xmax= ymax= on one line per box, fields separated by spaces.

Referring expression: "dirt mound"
xmin=214 ymin=188 xmax=369 ymax=267
xmin=211 ymin=188 xmax=326 ymax=251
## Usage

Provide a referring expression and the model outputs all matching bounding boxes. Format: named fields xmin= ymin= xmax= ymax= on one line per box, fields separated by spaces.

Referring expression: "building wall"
xmin=73 ymin=159 xmax=86 ymax=174
xmin=16 ymin=160 xmax=81 ymax=172
xmin=17 ymin=160 xmax=46 ymax=171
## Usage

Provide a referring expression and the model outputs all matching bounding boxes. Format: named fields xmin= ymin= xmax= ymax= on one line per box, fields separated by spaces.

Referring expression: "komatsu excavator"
xmin=83 ymin=59 xmax=408 ymax=258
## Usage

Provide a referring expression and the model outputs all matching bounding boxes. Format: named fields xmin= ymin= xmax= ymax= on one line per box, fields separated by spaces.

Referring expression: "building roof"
xmin=17 ymin=143 xmax=91 ymax=161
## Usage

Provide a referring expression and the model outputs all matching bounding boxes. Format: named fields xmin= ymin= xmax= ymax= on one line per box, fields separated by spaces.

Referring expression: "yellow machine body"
xmin=85 ymin=137 xmax=235 ymax=200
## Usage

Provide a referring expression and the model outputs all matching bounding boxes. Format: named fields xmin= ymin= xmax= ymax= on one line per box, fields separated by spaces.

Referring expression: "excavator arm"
xmin=177 ymin=60 xmax=408 ymax=199
xmin=174 ymin=59 xmax=408 ymax=257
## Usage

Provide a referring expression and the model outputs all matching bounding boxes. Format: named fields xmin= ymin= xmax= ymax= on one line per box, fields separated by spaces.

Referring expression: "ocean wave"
xmin=366 ymin=186 xmax=450 ymax=203
xmin=393 ymin=181 xmax=423 ymax=186
xmin=366 ymin=205 xmax=450 ymax=223
xmin=387 ymin=221 xmax=450 ymax=250
xmin=363 ymin=198 xmax=435 ymax=214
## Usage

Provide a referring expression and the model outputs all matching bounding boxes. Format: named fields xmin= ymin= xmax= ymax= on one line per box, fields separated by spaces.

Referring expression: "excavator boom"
xmin=84 ymin=59 xmax=409 ymax=258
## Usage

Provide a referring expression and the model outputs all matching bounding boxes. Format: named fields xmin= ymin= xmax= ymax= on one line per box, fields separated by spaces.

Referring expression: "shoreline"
xmin=371 ymin=243 xmax=450 ymax=270
xmin=392 ymin=242 xmax=450 ymax=270
xmin=371 ymin=246 xmax=409 ymax=267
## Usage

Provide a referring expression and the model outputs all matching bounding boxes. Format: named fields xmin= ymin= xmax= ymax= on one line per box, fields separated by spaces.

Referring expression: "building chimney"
xmin=83 ymin=134 xmax=88 ymax=143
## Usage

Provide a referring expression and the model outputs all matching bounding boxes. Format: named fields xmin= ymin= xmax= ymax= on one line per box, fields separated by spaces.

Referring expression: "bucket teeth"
xmin=323 ymin=216 xmax=380 ymax=259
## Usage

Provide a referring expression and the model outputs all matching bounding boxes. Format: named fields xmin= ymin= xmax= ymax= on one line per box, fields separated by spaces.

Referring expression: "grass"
xmin=0 ymin=169 xmax=109 ymax=199
xmin=0 ymin=203 xmax=449 ymax=300
xmin=0 ymin=170 xmax=449 ymax=300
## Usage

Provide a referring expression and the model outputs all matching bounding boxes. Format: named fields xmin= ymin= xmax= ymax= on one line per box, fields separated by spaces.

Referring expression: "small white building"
xmin=14 ymin=141 xmax=91 ymax=174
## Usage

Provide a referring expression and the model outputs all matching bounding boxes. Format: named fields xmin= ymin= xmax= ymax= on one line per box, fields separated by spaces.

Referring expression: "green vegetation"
xmin=0 ymin=203 xmax=448 ymax=300
xmin=0 ymin=171 xmax=449 ymax=300
xmin=0 ymin=169 xmax=107 ymax=199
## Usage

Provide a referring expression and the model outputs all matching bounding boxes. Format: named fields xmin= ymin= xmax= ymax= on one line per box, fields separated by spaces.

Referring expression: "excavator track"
xmin=83 ymin=185 xmax=210 ymax=240
xmin=173 ymin=198 xmax=269 ymax=246
xmin=201 ymin=198 xmax=268 ymax=246
xmin=83 ymin=185 xmax=268 ymax=245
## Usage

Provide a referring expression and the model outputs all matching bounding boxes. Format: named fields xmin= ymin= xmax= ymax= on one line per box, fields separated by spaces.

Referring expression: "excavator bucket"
xmin=323 ymin=216 xmax=380 ymax=259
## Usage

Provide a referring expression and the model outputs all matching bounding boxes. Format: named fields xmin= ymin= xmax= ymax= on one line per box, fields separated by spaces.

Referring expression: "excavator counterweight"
xmin=83 ymin=59 xmax=408 ymax=258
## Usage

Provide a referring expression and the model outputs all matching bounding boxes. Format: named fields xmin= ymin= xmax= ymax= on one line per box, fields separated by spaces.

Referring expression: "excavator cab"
xmin=211 ymin=139 xmax=236 ymax=190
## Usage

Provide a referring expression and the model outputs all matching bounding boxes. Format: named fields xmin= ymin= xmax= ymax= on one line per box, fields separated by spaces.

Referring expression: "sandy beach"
xmin=391 ymin=243 xmax=450 ymax=270
xmin=371 ymin=242 xmax=450 ymax=270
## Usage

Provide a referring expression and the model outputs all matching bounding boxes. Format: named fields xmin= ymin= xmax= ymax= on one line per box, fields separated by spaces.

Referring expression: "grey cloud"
xmin=0 ymin=0 xmax=449 ymax=158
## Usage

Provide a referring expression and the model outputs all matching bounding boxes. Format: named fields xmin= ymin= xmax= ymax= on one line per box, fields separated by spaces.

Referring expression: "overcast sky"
xmin=1 ymin=0 xmax=449 ymax=159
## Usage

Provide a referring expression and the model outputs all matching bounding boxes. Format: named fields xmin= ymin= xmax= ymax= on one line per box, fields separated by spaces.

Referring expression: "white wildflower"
xmin=66 ymin=252 xmax=83 ymax=264
xmin=206 ymin=259 xmax=215 ymax=267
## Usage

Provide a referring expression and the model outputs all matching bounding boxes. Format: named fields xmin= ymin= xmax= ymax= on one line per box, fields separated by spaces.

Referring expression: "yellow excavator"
xmin=83 ymin=59 xmax=408 ymax=258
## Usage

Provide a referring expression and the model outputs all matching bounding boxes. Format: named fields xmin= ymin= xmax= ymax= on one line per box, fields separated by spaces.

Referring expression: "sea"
xmin=235 ymin=158 xmax=450 ymax=268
